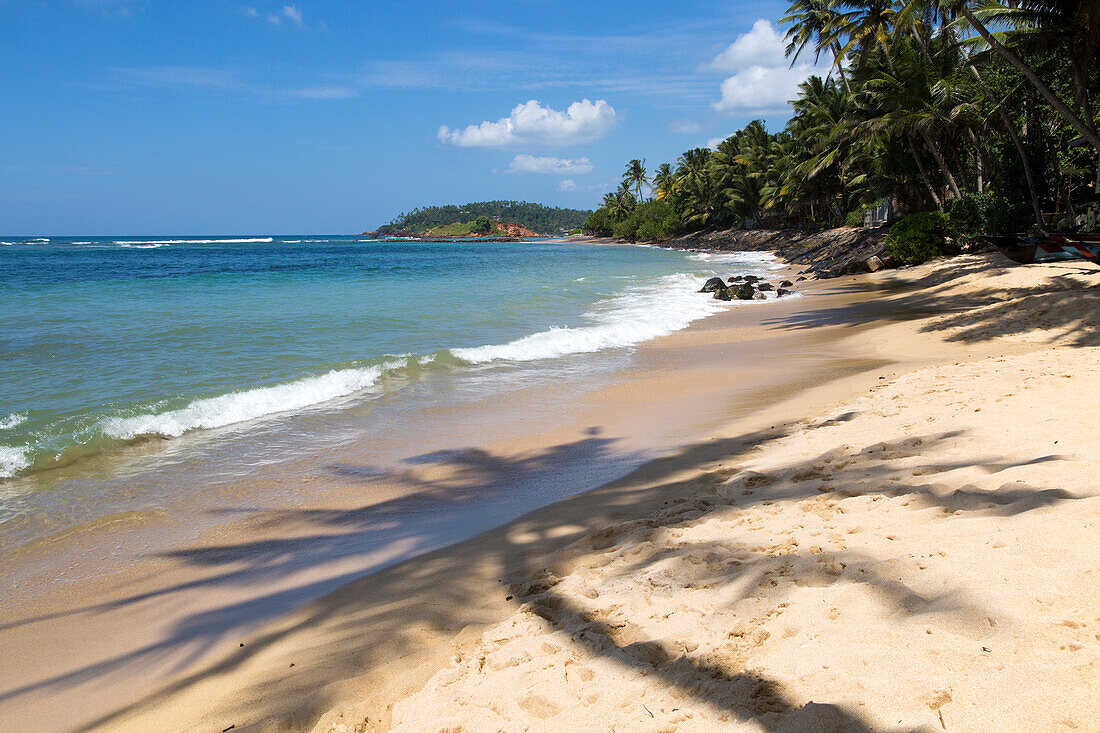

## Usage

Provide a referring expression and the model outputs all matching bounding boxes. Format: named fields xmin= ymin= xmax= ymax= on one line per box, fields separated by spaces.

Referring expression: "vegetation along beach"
xmin=1 ymin=1 xmax=1097 ymax=732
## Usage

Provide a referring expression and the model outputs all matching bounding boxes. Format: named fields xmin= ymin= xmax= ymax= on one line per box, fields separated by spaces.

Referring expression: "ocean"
xmin=0 ymin=236 xmax=786 ymax=541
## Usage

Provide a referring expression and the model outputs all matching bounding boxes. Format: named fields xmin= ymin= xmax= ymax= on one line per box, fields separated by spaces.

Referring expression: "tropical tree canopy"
xmin=585 ymin=0 xmax=1099 ymax=241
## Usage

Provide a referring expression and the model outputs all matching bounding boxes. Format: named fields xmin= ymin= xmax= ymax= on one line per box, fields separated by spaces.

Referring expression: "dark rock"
xmin=756 ymin=282 xmax=774 ymax=291
xmin=743 ymin=275 xmax=761 ymax=283
xmin=752 ymin=292 xmax=767 ymax=300
xmin=776 ymin=288 xmax=791 ymax=297
xmin=713 ymin=287 xmax=733 ymax=301
xmin=780 ymin=280 xmax=793 ymax=287
xmin=728 ymin=275 xmax=745 ymax=283
xmin=734 ymin=283 xmax=756 ymax=300
xmin=661 ymin=227 xmax=891 ymax=279
xmin=796 ymin=276 xmax=807 ymax=282
xmin=700 ymin=277 xmax=726 ymax=293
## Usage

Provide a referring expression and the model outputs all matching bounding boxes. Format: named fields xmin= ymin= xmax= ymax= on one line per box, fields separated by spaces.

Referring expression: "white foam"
xmin=451 ymin=272 xmax=729 ymax=364
xmin=687 ymin=250 xmax=783 ymax=269
xmin=0 ymin=445 xmax=31 ymax=479
xmin=112 ymin=238 xmax=274 ymax=245
xmin=0 ymin=413 xmax=27 ymax=430
xmin=102 ymin=366 xmax=386 ymax=439
xmin=31 ymin=238 xmax=49 ymax=243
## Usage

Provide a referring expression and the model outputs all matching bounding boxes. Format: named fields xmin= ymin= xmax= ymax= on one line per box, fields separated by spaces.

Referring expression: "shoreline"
xmin=4 ymin=251 xmax=1098 ymax=732
xmin=0 ymin=250 xmax=814 ymax=731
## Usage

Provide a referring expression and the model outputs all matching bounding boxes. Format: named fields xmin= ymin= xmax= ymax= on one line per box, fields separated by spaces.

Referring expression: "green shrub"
xmin=636 ymin=219 xmax=666 ymax=240
xmin=844 ymin=206 xmax=867 ymax=228
xmin=612 ymin=218 xmax=639 ymax=241
xmin=606 ymin=200 xmax=679 ymax=242
xmin=888 ymin=211 xmax=948 ymax=265
xmin=947 ymin=192 xmax=1028 ymax=250
xmin=583 ymin=208 xmax=616 ymax=237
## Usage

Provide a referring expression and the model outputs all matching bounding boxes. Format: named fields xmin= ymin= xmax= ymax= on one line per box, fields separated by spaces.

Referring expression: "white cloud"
xmin=558 ymin=179 xmax=611 ymax=193
xmin=703 ymin=19 xmax=832 ymax=114
xmin=283 ymin=4 xmax=303 ymax=26
xmin=506 ymin=154 xmax=594 ymax=175
xmin=713 ymin=64 xmax=821 ymax=113
xmin=267 ymin=14 xmax=281 ymax=25
xmin=701 ymin=19 xmax=787 ymax=73
xmin=245 ymin=7 xmax=259 ymax=17
xmin=668 ymin=118 xmax=703 ymax=135
xmin=438 ymin=99 xmax=618 ymax=148
xmin=706 ymin=136 xmax=728 ymax=150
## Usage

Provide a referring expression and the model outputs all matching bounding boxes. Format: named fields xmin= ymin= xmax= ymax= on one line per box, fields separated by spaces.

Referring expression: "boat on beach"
xmin=987 ymin=232 xmax=1100 ymax=265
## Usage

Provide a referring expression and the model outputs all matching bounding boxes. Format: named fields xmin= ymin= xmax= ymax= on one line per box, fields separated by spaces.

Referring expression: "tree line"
xmin=585 ymin=0 xmax=1099 ymax=245
xmin=374 ymin=201 xmax=592 ymax=236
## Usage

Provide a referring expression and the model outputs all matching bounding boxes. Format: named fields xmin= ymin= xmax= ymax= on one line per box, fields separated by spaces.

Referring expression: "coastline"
xmin=4 ymin=251 xmax=1098 ymax=732
xmin=0 ymin=249 xmax=816 ymax=731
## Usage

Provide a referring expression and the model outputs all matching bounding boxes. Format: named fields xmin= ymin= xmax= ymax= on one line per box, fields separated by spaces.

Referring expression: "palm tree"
xmin=623 ymin=159 xmax=649 ymax=200
xmin=604 ymin=183 xmax=637 ymax=221
xmin=942 ymin=0 xmax=1100 ymax=152
xmin=858 ymin=34 xmax=980 ymax=203
xmin=781 ymin=0 xmax=852 ymax=91
xmin=834 ymin=0 xmax=899 ymax=68
xmin=652 ymin=163 xmax=675 ymax=200
xmin=675 ymin=148 xmax=711 ymax=190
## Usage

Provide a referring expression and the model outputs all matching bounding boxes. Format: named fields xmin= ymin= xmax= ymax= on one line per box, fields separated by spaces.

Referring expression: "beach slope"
xmin=68 ymin=253 xmax=1100 ymax=733
xmin=379 ymin=254 xmax=1100 ymax=732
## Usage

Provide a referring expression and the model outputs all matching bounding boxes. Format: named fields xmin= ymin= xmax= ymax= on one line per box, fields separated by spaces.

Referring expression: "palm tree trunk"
xmin=909 ymin=134 xmax=944 ymax=211
xmin=919 ymin=131 xmax=963 ymax=200
xmin=961 ymin=7 xmax=1100 ymax=153
xmin=968 ymin=64 xmax=1045 ymax=228
xmin=832 ymin=42 xmax=852 ymax=94
xmin=1070 ymin=59 xmax=1100 ymax=141
xmin=968 ymin=128 xmax=984 ymax=193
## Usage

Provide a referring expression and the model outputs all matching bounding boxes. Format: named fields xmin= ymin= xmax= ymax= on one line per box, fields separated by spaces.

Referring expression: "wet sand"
xmin=4 ymin=253 xmax=1098 ymax=732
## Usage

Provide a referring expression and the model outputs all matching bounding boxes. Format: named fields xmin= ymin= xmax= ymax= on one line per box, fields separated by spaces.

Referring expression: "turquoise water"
xmin=0 ymin=236 xmax=782 ymax=486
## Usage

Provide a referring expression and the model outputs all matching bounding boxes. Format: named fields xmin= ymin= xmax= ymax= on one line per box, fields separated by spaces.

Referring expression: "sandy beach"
xmin=3 ymin=251 xmax=1098 ymax=732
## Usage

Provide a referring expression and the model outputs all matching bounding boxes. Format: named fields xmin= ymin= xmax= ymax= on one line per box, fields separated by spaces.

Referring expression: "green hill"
xmin=369 ymin=201 xmax=592 ymax=237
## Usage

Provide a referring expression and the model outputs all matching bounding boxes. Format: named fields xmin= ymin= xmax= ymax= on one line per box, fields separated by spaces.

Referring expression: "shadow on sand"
xmin=3 ymin=252 xmax=1091 ymax=731
xmin=13 ymin=413 xmax=1073 ymax=732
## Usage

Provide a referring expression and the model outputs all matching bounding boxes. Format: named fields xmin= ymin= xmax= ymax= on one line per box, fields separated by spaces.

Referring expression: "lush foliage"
xmin=417 ymin=219 xmax=511 ymax=237
xmin=374 ymin=201 xmax=592 ymax=236
xmin=584 ymin=1 xmax=1099 ymax=241
xmin=946 ymin=192 xmax=1028 ymax=248
xmin=888 ymin=211 xmax=949 ymax=263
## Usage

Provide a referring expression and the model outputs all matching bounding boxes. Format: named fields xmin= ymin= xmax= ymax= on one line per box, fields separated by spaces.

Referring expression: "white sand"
xmin=381 ymin=255 xmax=1100 ymax=733
xmin=20 ymin=253 xmax=1094 ymax=733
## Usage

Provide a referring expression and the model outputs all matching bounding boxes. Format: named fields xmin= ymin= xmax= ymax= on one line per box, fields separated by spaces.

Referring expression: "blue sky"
xmin=2 ymin=0 xmax=831 ymax=234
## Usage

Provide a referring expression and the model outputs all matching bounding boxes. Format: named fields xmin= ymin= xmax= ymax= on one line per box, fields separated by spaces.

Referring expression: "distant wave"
xmin=112 ymin=237 xmax=274 ymax=245
xmin=0 ymin=413 xmax=27 ymax=431
xmin=452 ymin=272 xmax=729 ymax=364
xmin=0 ymin=446 xmax=31 ymax=479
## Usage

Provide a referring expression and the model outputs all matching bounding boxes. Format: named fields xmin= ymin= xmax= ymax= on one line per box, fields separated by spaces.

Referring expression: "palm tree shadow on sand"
xmin=29 ymin=407 xmax=1077 ymax=733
